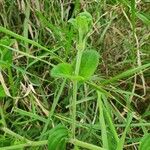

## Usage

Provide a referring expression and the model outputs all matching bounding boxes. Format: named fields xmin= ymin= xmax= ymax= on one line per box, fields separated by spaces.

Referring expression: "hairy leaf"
xmin=79 ymin=50 xmax=100 ymax=79
xmin=51 ymin=63 xmax=73 ymax=79
xmin=51 ymin=63 xmax=84 ymax=80
xmin=68 ymin=11 xmax=92 ymax=40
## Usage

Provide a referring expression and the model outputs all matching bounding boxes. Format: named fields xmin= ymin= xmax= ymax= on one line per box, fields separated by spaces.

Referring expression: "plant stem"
xmin=70 ymin=139 xmax=106 ymax=150
xmin=0 ymin=140 xmax=48 ymax=150
xmin=72 ymin=80 xmax=77 ymax=138
xmin=72 ymin=50 xmax=83 ymax=138
xmin=2 ymin=127 xmax=30 ymax=142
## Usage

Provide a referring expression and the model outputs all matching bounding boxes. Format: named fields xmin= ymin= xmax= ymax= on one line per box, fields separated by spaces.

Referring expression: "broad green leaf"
xmin=139 ymin=134 xmax=150 ymax=150
xmin=51 ymin=63 xmax=84 ymax=80
xmin=48 ymin=124 xmax=69 ymax=150
xmin=0 ymin=85 xmax=6 ymax=97
xmin=0 ymin=36 xmax=14 ymax=68
xmin=79 ymin=50 xmax=100 ymax=79
xmin=51 ymin=63 xmax=73 ymax=79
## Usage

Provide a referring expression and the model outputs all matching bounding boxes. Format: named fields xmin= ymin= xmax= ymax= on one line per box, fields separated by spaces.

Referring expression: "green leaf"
xmin=0 ymin=85 xmax=6 ymax=97
xmin=0 ymin=36 xmax=14 ymax=68
xmin=139 ymin=134 xmax=150 ymax=150
xmin=51 ymin=63 xmax=73 ymax=79
xmin=97 ymin=92 xmax=109 ymax=149
xmin=76 ymin=12 xmax=92 ymax=34
xmin=102 ymin=63 xmax=150 ymax=85
xmin=136 ymin=12 xmax=150 ymax=26
xmin=116 ymin=112 xmax=133 ymax=150
xmin=48 ymin=124 xmax=69 ymax=150
xmin=68 ymin=18 xmax=77 ymax=29
xmin=74 ymin=146 xmax=80 ymax=150
xmin=79 ymin=50 xmax=100 ymax=79
xmin=68 ymin=11 xmax=92 ymax=40
xmin=51 ymin=63 xmax=84 ymax=80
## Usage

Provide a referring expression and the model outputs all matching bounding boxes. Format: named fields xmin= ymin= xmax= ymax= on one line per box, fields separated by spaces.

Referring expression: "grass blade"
xmin=116 ymin=112 xmax=133 ymax=150
xmin=0 ymin=26 xmax=63 ymax=62
xmin=97 ymin=91 xmax=109 ymax=150
xmin=102 ymin=63 xmax=150 ymax=85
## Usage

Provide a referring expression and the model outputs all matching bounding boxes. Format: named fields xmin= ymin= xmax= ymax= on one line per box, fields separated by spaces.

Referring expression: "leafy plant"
xmin=68 ymin=12 xmax=92 ymax=43
xmin=51 ymin=50 xmax=100 ymax=81
xmin=0 ymin=1 xmax=149 ymax=150
xmin=50 ymin=12 xmax=100 ymax=140
xmin=51 ymin=63 xmax=73 ymax=79
xmin=79 ymin=50 xmax=100 ymax=79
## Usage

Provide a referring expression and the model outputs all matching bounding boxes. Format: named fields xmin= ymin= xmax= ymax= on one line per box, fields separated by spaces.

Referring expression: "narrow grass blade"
xmin=97 ymin=91 xmax=109 ymax=150
xmin=136 ymin=12 xmax=150 ymax=26
xmin=86 ymin=81 xmax=112 ymax=97
xmin=36 ymin=11 xmax=62 ymax=40
xmin=40 ymin=79 xmax=66 ymax=140
xmin=0 ymin=26 xmax=63 ymax=62
xmin=14 ymin=108 xmax=47 ymax=123
xmin=101 ymin=63 xmax=150 ymax=85
xmin=0 ymin=44 xmax=54 ymax=66
xmin=116 ymin=112 xmax=133 ymax=150
xmin=102 ymin=95 xmax=119 ymax=143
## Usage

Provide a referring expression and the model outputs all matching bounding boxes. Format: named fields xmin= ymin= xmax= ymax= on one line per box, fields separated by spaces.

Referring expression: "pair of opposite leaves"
xmin=51 ymin=50 xmax=100 ymax=81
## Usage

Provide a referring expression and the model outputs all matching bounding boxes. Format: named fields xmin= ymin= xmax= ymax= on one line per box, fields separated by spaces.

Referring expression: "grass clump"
xmin=0 ymin=1 xmax=150 ymax=150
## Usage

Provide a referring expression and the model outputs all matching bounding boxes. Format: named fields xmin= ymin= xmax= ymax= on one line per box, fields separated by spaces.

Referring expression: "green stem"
xmin=72 ymin=50 xmax=83 ymax=138
xmin=2 ymin=127 xmax=30 ymax=142
xmin=0 ymin=140 xmax=47 ymax=150
xmin=0 ymin=139 xmax=106 ymax=150
xmin=70 ymin=139 xmax=106 ymax=150
xmin=72 ymin=81 xmax=77 ymax=138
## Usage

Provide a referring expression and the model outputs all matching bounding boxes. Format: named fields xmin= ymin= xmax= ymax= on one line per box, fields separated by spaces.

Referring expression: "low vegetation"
xmin=0 ymin=0 xmax=150 ymax=150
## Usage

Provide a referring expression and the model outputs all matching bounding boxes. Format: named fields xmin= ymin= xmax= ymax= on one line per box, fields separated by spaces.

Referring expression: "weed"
xmin=0 ymin=1 xmax=150 ymax=150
